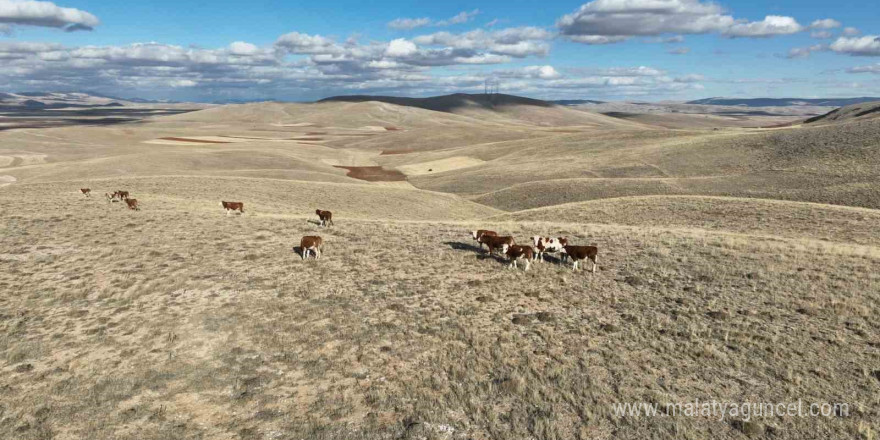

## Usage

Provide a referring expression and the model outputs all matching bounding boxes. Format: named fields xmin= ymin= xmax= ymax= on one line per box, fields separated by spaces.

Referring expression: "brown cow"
xmin=300 ymin=236 xmax=323 ymax=260
xmin=220 ymin=201 xmax=244 ymax=215
xmin=470 ymin=229 xmax=497 ymax=249
xmin=561 ymin=245 xmax=599 ymax=272
xmin=501 ymin=244 xmax=534 ymax=271
xmin=125 ymin=198 xmax=140 ymax=211
xmin=80 ymin=188 xmax=91 ymax=197
xmin=115 ymin=191 xmax=130 ymax=200
xmin=315 ymin=210 xmax=334 ymax=227
xmin=480 ymin=235 xmax=515 ymax=255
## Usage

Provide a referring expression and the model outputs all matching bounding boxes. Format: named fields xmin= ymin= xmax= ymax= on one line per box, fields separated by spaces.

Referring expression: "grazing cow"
xmin=220 ymin=201 xmax=244 ymax=215
xmin=480 ymin=235 xmax=516 ymax=255
xmin=315 ymin=210 xmax=334 ymax=227
xmin=470 ymin=230 xmax=497 ymax=249
xmin=80 ymin=188 xmax=91 ymax=197
xmin=115 ymin=191 xmax=130 ymax=200
xmin=105 ymin=192 xmax=122 ymax=203
xmin=300 ymin=236 xmax=323 ymax=260
xmin=530 ymin=236 xmax=568 ymax=262
xmin=561 ymin=245 xmax=599 ymax=272
xmin=501 ymin=244 xmax=534 ymax=271
xmin=125 ymin=198 xmax=140 ymax=211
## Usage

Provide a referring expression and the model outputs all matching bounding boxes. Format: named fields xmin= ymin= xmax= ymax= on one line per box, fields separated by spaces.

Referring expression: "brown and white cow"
xmin=470 ymin=229 xmax=497 ymax=249
xmin=501 ymin=244 xmax=534 ymax=271
xmin=315 ymin=210 xmax=334 ymax=227
xmin=105 ymin=191 xmax=125 ymax=203
xmin=80 ymin=188 xmax=91 ymax=197
xmin=300 ymin=236 xmax=323 ymax=260
xmin=125 ymin=198 xmax=140 ymax=211
xmin=480 ymin=235 xmax=515 ymax=255
xmin=561 ymin=245 xmax=599 ymax=272
xmin=115 ymin=190 xmax=130 ymax=200
xmin=220 ymin=201 xmax=244 ymax=215
xmin=530 ymin=236 xmax=568 ymax=262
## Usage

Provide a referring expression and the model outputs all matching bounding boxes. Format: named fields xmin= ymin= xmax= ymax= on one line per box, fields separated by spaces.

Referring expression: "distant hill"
xmin=688 ymin=97 xmax=880 ymax=107
xmin=318 ymin=93 xmax=646 ymax=128
xmin=0 ymin=91 xmax=179 ymax=109
xmin=320 ymin=93 xmax=554 ymax=112
xmin=804 ymin=101 xmax=880 ymax=124
xmin=552 ymin=99 xmax=606 ymax=106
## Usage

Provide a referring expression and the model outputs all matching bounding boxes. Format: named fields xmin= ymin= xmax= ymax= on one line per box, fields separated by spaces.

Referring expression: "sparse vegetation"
xmin=1 ymin=99 xmax=878 ymax=439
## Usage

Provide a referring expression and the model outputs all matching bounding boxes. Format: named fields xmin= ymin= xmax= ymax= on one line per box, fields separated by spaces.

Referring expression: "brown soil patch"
xmin=333 ymin=165 xmax=407 ymax=181
xmin=292 ymin=137 xmax=324 ymax=141
xmin=159 ymin=137 xmax=231 ymax=144
xmin=385 ymin=126 xmax=402 ymax=131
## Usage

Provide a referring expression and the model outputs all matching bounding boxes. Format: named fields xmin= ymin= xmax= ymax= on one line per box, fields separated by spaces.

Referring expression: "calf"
xmin=561 ymin=245 xmax=599 ymax=272
xmin=300 ymin=236 xmax=323 ymax=260
xmin=80 ymin=188 xmax=91 ymax=197
xmin=105 ymin=192 xmax=121 ymax=203
xmin=315 ymin=209 xmax=334 ymax=227
xmin=501 ymin=244 xmax=534 ymax=271
xmin=480 ymin=235 xmax=515 ymax=255
xmin=125 ymin=198 xmax=140 ymax=211
xmin=470 ymin=230 xmax=497 ymax=249
xmin=220 ymin=201 xmax=245 ymax=215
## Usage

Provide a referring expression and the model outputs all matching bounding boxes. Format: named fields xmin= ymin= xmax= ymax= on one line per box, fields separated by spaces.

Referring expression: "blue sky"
xmin=1 ymin=0 xmax=879 ymax=102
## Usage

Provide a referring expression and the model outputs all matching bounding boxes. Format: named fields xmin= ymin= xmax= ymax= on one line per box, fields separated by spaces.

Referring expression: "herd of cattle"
xmin=471 ymin=229 xmax=599 ymax=272
xmin=78 ymin=188 xmax=598 ymax=272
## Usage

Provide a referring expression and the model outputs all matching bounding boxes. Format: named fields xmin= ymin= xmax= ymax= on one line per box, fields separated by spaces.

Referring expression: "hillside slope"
xmin=805 ymin=101 xmax=880 ymax=125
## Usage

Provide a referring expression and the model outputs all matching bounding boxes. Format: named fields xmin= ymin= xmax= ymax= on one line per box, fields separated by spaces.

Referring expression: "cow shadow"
xmin=443 ymin=241 xmax=507 ymax=263
xmin=306 ymin=219 xmax=322 ymax=226
xmin=292 ymin=246 xmax=305 ymax=258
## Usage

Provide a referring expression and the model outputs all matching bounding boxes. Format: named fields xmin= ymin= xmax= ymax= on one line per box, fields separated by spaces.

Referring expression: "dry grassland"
xmin=1 ymin=100 xmax=879 ymax=439
xmin=1 ymin=181 xmax=879 ymax=440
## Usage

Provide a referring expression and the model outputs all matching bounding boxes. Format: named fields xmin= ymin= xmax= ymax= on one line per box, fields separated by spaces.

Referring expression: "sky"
xmin=1 ymin=0 xmax=879 ymax=102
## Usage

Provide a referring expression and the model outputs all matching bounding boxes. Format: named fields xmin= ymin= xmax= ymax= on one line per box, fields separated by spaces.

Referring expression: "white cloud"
xmin=667 ymin=47 xmax=690 ymax=55
xmin=389 ymin=9 xmax=480 ymax=30
xmin=842 ymin=27 xmax=860 ymax=36
xmin=811 ymin=31 xmax=832 ymax=39
xmin=558 ymin=0 xmax=809 ymax=43
xmin=0 ymin=0 xmax=99 ymax=31
xmin=786 ymin=44 xmax=827 ymax=59
xmin=387 ymin=17 xmax=431 ymax=30
xmin=228 ymin=41 xmax=260 ymax=56
xmin=436 ymin=9 xmax=480 ymax=26
xmin=414 ymin=27 xmax=553 ymax=57
xmin=275 ymin=32 xmax=342 ymax=55
xmin=830 ymin=36 xmax=880 ymax=56
xmin=809 ymin=19 xmax=841 ymax=30
xmin=725 ymin=16 xmax=803 ymax=38
xmin=385 ymin=38 xmax=418 ymax=57
xmin=847 ymin=64 xmax=880 ymax=74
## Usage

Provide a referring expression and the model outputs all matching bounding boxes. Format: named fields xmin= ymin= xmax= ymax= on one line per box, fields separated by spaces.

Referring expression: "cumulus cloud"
xmin=275 ymin=32 xmax=342 ymax=54
xmin=557 ymin=0 xmax=811 ymax=43
xmin=811 ymin=31 xmax=832 ymax=39
xmin=725 ymin=16 xmax=803 ymax=38
xmin=0 ymin=0 xmax=99 ymax=31
xmin=388 ymin=9 xmax=479 ymax=30
xmin=414 ymin=27 xmax=553 ymax=57
xmin=829 ymin=36 xmax=880 ymax=56
xmin=842 ymin=27 xmax=860 ymax=36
